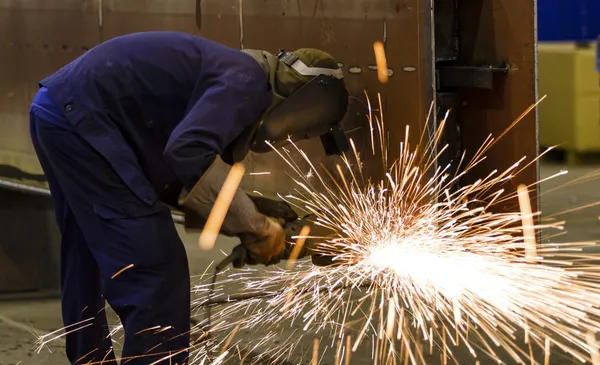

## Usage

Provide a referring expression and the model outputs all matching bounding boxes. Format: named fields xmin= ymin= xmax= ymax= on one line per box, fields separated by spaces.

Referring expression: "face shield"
xmin=221 ymin=49 xmax=350 ymax=165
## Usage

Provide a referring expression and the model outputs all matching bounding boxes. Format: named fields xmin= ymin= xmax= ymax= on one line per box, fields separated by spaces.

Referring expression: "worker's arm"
xmin=163 ymin=75 xmax=271 ymax=192
xmin=163 ymin=68 xmax=284 ymax=266
xmin=178 ymin=157 xmax=286 ymax=266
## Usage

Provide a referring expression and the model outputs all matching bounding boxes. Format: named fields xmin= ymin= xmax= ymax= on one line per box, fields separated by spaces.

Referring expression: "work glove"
xmin=180 ymin=187 xmax=298 ymax=234
xmin=179 ymin=156 xmax=336 ymax=268
xmin=229 ymin=217 xmax=329 ymax=268
xmin=236 ymin=217 xmax=286 ymax=266
xmin=178 ymin=157 xmax=286 ymax=267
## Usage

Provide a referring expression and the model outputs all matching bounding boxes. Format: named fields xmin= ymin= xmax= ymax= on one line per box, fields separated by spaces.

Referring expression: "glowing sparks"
xmin=181 ymin=95 xmax=600 ymax=365
xmin=373 ymin=41 xmax=388 ymax=84
xmin=517 ymin=184 xmax=537 ymax=262
xmin=199 ymin=162 xmax=245 ymax=250
xmin=589 ymin=332 xmax=600 ymax=365
xmin=111 ymin=263 xmax=134 ymax=279
xmin=286 ymin=225 xmax=311 ymax=269
xmin=34 ymin=95 xmax=600 ymax=365
xmin=248 ymin=172 xmax=271 ymax=176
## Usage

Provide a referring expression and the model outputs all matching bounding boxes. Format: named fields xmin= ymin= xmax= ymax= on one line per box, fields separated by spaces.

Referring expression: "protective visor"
xmin=251 ymin=73 xmax=349 ymax=154
xmin=221 ymin=50 xmax=350 ymax=165
xmin=250 ymin=50 xmax=350 ymax=154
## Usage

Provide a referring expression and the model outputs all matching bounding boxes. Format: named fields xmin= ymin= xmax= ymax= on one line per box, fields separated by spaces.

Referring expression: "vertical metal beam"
xmin=420 ymin=0 xmax=437 ymax=184
xmin=455 ymin=0 xmax=538 ymax=213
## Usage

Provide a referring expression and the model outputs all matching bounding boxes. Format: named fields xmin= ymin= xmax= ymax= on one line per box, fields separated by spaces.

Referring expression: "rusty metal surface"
xmin=434 ymin=0 xmax=459 ymax=62
xmin=238 ymin=0 xmax=434 ymax=194
xmin=0 ymin=0 xmax=434 ymax=199
xmin=455 ymin=0 xmax=538 ymax=212
xmin=0 ymin=0 xmax=536 ymax=203
xmin=0 ymin=1 xmax=100 ymax=175
xmin=102 ymin=0 xmax=434 ymax=196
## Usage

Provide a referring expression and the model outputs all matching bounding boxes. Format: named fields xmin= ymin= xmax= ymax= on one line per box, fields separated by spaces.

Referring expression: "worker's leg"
xmin=30 ymin=113 xmax=116 ymax=364
xmin=32 ymin=116 xmax=191 ymax=364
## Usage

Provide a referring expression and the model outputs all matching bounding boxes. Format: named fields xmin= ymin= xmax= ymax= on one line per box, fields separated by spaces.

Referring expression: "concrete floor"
xmin=1 ymin=163 xmax=600 ymax=364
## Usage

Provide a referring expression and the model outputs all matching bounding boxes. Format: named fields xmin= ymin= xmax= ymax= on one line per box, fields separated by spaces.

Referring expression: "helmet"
xmin=221 ymin=48 xmax=350 ymax=164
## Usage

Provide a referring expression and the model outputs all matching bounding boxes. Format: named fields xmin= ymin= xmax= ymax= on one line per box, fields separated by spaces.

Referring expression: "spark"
xmin=181 ymin=94 xmax=600 ymax=364
xmin=589 ymin=332 xmax=600 ymax=365
xmin=199 ymin=162 xmax=245 ymax=250
xmin=34 ymin=94 xmax=600 ymax=365
xmin=516 ymin=184 xmax=537 ymax=262
xmin=286 ymin=225 xmax=311 ymax=269
xmin=248 ymin=172 xmax=271 ymax=176
xmin=306 ymin=169 xmax=314 ymax=179
xmin=111 ymin=263 xmax=134 ymax=279
xmin=373 ymin=41 xmax=388 ymax=84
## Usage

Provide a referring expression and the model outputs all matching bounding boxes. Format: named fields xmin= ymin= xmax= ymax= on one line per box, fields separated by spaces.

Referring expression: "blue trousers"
xmin=30 ymin=112 xmax=191 ymax=364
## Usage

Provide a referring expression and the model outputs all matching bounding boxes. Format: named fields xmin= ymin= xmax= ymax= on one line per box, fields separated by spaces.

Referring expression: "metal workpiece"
xmin=0 ymin=178 xmax=50 ymax=196
xmin=196 ymin=0 xmax=436 ymax=193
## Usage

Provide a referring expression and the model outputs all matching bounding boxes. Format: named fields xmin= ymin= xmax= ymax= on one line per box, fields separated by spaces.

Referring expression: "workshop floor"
xmin=1 ymin=162 xmax=600 ymax=365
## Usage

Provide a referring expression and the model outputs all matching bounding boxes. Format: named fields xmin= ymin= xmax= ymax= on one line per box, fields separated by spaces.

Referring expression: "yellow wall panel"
xmin=538 ymin=43 xmax=600 ymax=153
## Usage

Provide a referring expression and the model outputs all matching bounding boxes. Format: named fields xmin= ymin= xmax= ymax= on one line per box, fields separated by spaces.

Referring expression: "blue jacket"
xmin=40 ymin=31 xmax=272 ymax=206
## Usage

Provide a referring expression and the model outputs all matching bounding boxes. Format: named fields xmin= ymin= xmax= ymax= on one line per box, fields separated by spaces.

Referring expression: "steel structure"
xmin=0 ymin=0 xmax=538 ymax=295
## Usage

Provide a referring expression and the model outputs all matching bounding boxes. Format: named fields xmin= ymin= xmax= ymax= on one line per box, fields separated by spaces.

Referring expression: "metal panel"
xmin=0 ymin=0 xmax=537 ymax=204
xmin=434 ymin=0 xmax=458 ymax=62
xmin=100 ymin=0 xmax=198 ymax=40
xmin=223 ymin=0 xmax=434 ymax=195
xmin=0 ymin=0 xmax=101 ymax=175
xmin=455 ymin=0 xmax=538 ymax=212
xmin=98 ymin=0 xmax=435 ymax=196
xmin=0 ymin=0 xmax=435 ymax=191
xmin=0 ymin=188 xmax=60 ymax=294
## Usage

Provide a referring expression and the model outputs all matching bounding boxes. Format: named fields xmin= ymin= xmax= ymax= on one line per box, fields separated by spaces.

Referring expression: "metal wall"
xmin=0 ymin=0 xmax=434 ymax=197
xmin=455 ymin=0 xmax=539 ymax=213
xmin=0 ymin=0 xmax=538 ymax=248
xmin=0 ymin=0 xmax=435 ymax=294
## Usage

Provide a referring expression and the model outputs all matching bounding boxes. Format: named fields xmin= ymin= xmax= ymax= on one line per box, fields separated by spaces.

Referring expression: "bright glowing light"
xmin=35 ymin=94 xmax=600 ymax=365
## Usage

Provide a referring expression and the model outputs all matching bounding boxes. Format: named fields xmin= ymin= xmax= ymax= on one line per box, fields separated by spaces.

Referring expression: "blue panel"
xmin=537 ymin=0 xmax=561 ymax=41
xmin=538 ymin=0 xmax=600 ymax=42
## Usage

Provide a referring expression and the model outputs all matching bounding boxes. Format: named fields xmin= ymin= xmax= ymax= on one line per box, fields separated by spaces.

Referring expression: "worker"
xmin=28 ymin=31 xmax=348 ymax=364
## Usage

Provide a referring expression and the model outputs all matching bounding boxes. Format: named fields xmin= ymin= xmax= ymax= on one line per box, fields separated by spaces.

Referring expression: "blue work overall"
xmin=29 ymin=31 xmax=272 ymax=364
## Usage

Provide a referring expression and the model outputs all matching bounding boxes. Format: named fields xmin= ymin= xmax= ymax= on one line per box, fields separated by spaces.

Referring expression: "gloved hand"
xmin=236 ymin=217 xmax=286 ymax=267
xmin=221 ymin=217 xmax=341 ymax=268
xmin=179 ymin=157 xmax=337 ymax=268
xmin=227 ymin=217 xmax=317 ymax=268
xmin=178 ymin=157 xmax=286 ymax=266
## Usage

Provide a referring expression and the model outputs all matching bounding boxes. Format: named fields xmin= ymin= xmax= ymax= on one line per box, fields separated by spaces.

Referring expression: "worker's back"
xmin=39 ymin=31 xmax=271 ymax=205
